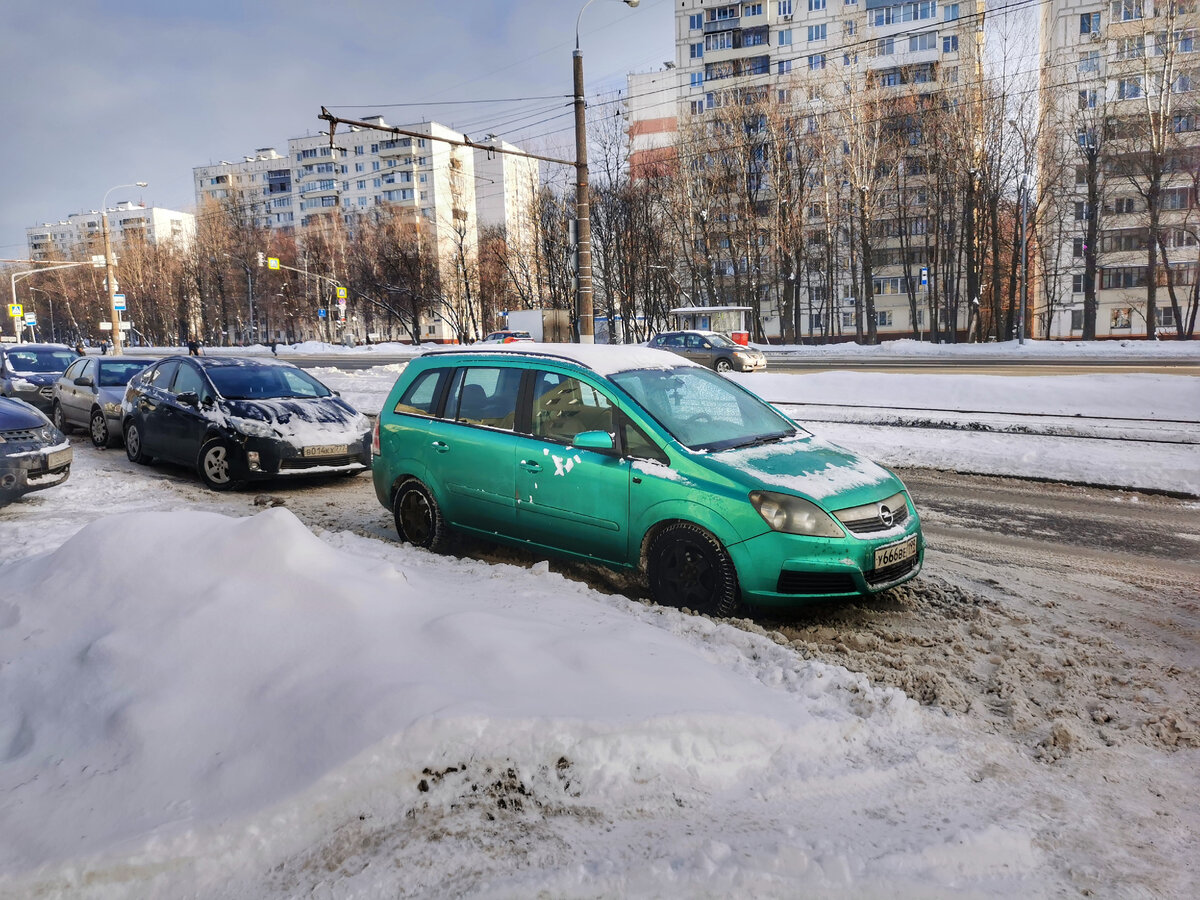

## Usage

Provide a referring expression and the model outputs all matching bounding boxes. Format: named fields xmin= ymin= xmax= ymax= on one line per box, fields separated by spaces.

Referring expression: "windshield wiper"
xmin=729 ymin=431 xmax=792 ymax=449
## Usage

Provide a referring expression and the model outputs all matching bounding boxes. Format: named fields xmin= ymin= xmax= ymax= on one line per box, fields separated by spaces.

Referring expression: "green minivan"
xmin=372 ymin=345 xmax=923 ymax=616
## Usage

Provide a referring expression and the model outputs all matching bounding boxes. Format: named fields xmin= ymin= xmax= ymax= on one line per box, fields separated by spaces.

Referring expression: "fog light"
xmin=247 ymin=451 xmax=261 ymax=472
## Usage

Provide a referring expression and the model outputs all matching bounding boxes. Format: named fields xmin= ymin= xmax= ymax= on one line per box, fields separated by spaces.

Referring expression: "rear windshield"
xmin=5 ymin=348 xmax=76 ymax=374
xmin=98 ymin=361 xmax=150 ymax=387
xmin=207 ymin=365 xmax=332 ymax=400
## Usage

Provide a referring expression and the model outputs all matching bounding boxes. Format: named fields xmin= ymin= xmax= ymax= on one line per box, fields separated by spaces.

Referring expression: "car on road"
xmin=0 ymin=396 xmax=72 ymax=506
xmin=372 ymin=345 xmax=921 ymax=615
xmin=481 ymin=330 xmax=534 ymax=343
xmin=53 ymin=356 xmax=155 ymax=448
xmin=648 ymin=331 xmax=766 ymax=373
xmin=121 ymin=356 xmax=373 ymax=490
xmin=0 ymin=344 xmax=79 ymax=413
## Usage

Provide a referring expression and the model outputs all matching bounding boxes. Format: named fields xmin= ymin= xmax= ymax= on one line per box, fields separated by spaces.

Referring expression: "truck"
xmin=504 ymin=308 xmax=571 ymax=343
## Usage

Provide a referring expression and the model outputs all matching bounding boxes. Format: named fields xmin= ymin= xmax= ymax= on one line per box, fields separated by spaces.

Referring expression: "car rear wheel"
xmin=52 ymin=402 xmax=71 ymax=434
xmin=90 ymin=408 xmax=113 ymax=448
xmin=393 ymin=478 xmax=448 ymax=552
xmin=198 ymin=439 xmax=242 ymax=491
xmin=124 ymin=420 xmax=151 ymax=464
xmin=647 ymin=522 xmax=740 ymax=618
xmin=714 ymin=358 xmax=733 ymax=373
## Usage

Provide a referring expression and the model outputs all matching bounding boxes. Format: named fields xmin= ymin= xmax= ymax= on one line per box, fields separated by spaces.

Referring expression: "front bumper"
xmin=233 ymin=432 xmax=373 ymax=480
xmin=0 ymin=442 xmax=72 ymax=504
xmin=728 ymin=520 xmax=924 ymax=607
xmin=732 ymin=356 xmax=767 ymax=372
xmin=8 ymin=384 xmax=55 ymax=413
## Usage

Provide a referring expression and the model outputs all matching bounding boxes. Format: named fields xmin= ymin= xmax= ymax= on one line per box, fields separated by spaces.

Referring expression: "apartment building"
xmin=193 ymin=148 xmax=292 ymax=230
xmin=626 ymin=67 xmax=681 ymax=179
xmin=474 ymin=138 xmax=540 ymax=265
xmin=26 ymin=203 xmax=195 ymax=261
xmin=1037 ymin=0 xmax=1198 ymax=338
xmin=644 ymin=0 xmax=987 ymax=340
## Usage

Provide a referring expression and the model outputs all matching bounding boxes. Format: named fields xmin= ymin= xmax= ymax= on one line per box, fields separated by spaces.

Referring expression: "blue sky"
xmin=1 ymin=0 xmax=675 ymax=255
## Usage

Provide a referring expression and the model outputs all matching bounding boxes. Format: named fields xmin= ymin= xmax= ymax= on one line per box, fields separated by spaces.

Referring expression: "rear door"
xmin=513 ymin=369 xmax=630 ymax=563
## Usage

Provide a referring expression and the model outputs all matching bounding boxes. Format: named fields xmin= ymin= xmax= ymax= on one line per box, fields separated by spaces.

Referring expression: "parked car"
xmin=648 ymin=331 xmax=766 ymax=373
xmin=372 ymin=345 xmax=922 ymax=616
xmin=0 ymin=396 xmax=72 ymax=506
xmin=121 ymin=356 xmax=372 ymax=490
xmin=481 ymin=330 xmax=534 ymax=343
xmin=53 ymin=356 xmax=155 ymax=448
xmin=0 ymin=343 xmax=78 ymax=413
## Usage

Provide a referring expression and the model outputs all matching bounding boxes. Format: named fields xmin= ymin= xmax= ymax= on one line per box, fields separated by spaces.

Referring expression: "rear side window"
xmin=448 ymin=367 xmax=521 ymax=430
xmin=531 ymin=371 xmax=615 ymax=445
xmin=394 ymin=369 xmax=448 ymax=417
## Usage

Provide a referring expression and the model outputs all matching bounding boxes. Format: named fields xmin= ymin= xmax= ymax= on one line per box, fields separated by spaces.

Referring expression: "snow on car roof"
xmin=424 ymin=342 xmax=701 ymax=376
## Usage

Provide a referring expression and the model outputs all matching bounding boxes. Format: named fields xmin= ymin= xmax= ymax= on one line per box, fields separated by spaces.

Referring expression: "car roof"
xmin=420 ymin=343 xmax=700 ymax=377
xmin=3 ymin=343 xmax=73 ymax=352
xmin=158 ymin=355 xmax=295 ymax=369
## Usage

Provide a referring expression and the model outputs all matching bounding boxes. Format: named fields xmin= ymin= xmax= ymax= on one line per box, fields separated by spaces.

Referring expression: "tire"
xmin=198 ymin=439 xmax=243 ymax=491
xmin=392 ymin=478 xmax=448 ymax=552
xmin=124 ymin=420 xmax=151 ymax=464
xmin=714 ymin=358 xmax=733 ymax=373
xmin=647 ymin=522 xmax=740 ymax=618
xmin=90 ymin=408 xmax=113 ymax=449
xmin=52 ymin=403 xmax=71 ymax=434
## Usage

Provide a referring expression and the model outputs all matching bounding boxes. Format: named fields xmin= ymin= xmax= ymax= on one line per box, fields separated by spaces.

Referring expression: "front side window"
xmin=145 ymin=359 xmax=180 ymax=390
xmin=531 ymin=371 xmax=616 ymax=445
xmin=171 ymin=362 xmax=213 ymax=401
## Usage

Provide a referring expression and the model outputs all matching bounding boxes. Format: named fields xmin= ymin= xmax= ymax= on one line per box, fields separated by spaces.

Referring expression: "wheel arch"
xmin=634 ymin=500 xmax=741 ymax=573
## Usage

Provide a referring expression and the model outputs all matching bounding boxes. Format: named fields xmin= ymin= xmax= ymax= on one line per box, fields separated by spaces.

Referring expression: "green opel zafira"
xmin=373 ymin=345 xmax=923 ymax=616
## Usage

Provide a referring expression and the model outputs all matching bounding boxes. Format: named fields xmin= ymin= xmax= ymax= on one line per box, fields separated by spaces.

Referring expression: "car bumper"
xmin=9 ymin=386 xmax=55 ymax=413
xmin=733 ymin=357 xmax=766 ymax=372
xmin=0 ymin=442 xmax=72 ymax=504
xmin=235 ymin=433 xmax=373 ymax=479
xmin=728 ymin=520 xmax=924 ymax=606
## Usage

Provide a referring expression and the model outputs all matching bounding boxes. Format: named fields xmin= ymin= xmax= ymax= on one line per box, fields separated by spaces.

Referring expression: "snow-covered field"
xmin=1 ymin=342 xmax=1197 ymax=898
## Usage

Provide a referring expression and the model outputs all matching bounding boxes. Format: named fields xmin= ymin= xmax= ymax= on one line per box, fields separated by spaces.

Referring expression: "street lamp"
xmin=101 ymin=181 xmax=148 ymax=355
xmin=573 ymin=0 xmax=639 ymax=343
xmin=1017 ymin=172 xmax=1032 ymax=346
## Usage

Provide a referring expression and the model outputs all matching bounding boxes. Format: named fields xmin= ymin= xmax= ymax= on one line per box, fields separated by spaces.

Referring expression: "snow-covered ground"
xmin=1 ymin=344 xmax=1197 ymax=898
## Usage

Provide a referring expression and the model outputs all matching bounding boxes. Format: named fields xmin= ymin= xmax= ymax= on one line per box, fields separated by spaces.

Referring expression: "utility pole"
xmin=1018 ymin=173 xmax=1031 ymax=345
xmin=99 ymin=182 xmax=147 ymax=356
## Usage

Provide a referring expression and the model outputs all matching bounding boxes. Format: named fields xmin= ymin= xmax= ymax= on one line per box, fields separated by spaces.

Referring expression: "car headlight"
xmin=228 ymin=416 xmax=276 ymax=438
xmin=13 ymin=378 xmax=37 ymax=392
xmin=102 ymin=401 xmax=122 ymax=416
xmin=37 ymin=425 xmax=59 ymax=443
xmin=749 ymin=490 xmax=844 ymax=537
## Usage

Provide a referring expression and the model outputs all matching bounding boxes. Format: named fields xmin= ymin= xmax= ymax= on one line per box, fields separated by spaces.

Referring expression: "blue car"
xmin=0 ymin=396 xmax=72 ymax=506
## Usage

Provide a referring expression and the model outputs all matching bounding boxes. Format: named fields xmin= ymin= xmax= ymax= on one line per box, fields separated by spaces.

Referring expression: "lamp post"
xmin=1017 ymin=172 xmax=1032 ymax=346
xmin=101 ymin=181 xmax=148 ymax=355
xmin=573 ymin=0 xmax=639 ymax=344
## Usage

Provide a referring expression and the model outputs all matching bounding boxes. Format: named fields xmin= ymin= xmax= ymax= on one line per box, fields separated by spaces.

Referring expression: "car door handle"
xmin=431 ymin=440 xmax=449 ymax=453
xmin=519 ymin=460 xmax=542 ymax=473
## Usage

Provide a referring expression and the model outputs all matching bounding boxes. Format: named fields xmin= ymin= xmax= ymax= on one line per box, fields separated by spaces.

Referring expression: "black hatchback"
xmin=120 ymin=356 xmax=372 ymax=490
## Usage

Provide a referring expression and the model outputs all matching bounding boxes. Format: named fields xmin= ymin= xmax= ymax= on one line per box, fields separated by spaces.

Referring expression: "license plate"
xmin=874 ymin=534 xmax=917 ymax=569
xmin=46 ymin=448 xmax=72 ymax=470
xmin=302 ymin=444 xmax=348 ymax=458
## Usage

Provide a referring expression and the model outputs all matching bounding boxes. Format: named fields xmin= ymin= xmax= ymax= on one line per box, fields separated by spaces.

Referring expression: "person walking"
xmin=270 ymin=339 xmax=278 ymax=357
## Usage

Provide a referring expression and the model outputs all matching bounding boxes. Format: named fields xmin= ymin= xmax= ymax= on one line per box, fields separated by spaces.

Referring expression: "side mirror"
xmin=177 ymin=391 xmax=199 ymax=407
xmin=74 ymin=376 xmax=94 ymax=388
xmin=572 ymin=430 xmax=614 ymax=451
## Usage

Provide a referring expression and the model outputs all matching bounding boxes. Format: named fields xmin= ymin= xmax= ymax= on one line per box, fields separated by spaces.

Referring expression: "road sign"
xmin=335 ymin=286 xmax=347 ymax=300
xmin=24 ymin=314 xmax=36 ymax=325
xmin=267 ymin=257 xmax=280 ymax=270
xmin=113 ymin=293 xmax=126 ymax=311
xmin=98 ymin=321 xmax=132 ymax=331
xmin=318 ymin=309 xmax=327 ymax=319
xmin=92 ymin=255 xmax=107 ymax=268
xmin=920 ymin=267 xmax=928 ymax=287
xmin=8 ymin=304 xmax=22 ymax=318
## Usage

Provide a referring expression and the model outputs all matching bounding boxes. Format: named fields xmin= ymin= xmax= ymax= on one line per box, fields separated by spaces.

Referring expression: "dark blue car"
xmin=0 ymin=396 xmax=72 ymax=506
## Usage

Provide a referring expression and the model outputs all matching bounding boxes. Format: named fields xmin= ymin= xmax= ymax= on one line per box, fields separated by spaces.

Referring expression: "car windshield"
xmin=97 ymin=361 xmax=150 ymax=387
xmin=610 ymin=366 xmax=798 ymax=452
xmin=207 ymin=364 xmax=332 ymax=400
xmin=703 ymin=333 xmax=739 ymax=348
xmin=6 ymin=349 xmax=76 ymax=374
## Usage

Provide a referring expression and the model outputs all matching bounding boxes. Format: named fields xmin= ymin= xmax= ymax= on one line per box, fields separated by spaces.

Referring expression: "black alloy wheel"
xmin=392 ymin=479 xmax=448 ymax=552
xmin=647 ymin=522 xmax=740 ymax=618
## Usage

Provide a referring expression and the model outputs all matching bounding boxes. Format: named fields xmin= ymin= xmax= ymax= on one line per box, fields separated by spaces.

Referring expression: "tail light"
xmin=371 ymin=417 xmax=380 ymax=456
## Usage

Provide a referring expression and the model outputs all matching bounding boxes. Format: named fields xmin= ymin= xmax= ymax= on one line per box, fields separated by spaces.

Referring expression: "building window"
xmin=808 ymin=23 xmax=827 ymax=41
xmin=1078 ymin=50 xmax=1101 ymax=73
xmin=689 ymin=13 xmax=703 ymax=29
xmin=1074 ymin=201 xmax=1093 ymax=221
xmin=745 ymin=3 xmax=763 ymax=14
xmin=691 ymin=71 xmax=704 ymax=87
xmin=1101 ymin=268 xmax=1147 ymax=289
xmin=705 ymin=31 xmax=733 ymax=51
xmin=1070 ymin=309 xmax=1085 ymax=330
xmin=779 ymin=28 xmax=792 ymax=44
xmin=1079 ymin=89 xmax=1098 ymax=108
xmin=878 ymin=310 xmax=894 ymax=327
xmin=910 ymin=31 xmax=936 ymax=51
xmin=778 ymin=59 xmax=793 ymax=74
xmin=690 ymin=42 xmax=703 ymax=58
xmin=943 ymin=35 xmax=959 ymax=52
xmin=841 ymin=310 xmax=857 ymax=328
xmin=1162 ymin=187 xmax=1193 ymax=210
xmin=690 ymin=99 xmax=705 ymax=114
xmin=809 ymin=0 xmax=825 ymax=10
xmin=944 ymin=3 xmax=960 ymax=20
xmin=1110 ymin=0 xmax=1144 ymax=22
xmin=808 ymin=53 xmax=826 ymax=69
xmin=1117 ymin=77 xmax=1143 ymax=99
xmin=1073 ymin=237 xmax=1085 ymax=258
xmin=1116 ymin=36 xmax=1145 ymax=59
xmin=1081 ymin=12 xmax=1101 ymax=34
xmin=1111 ymin=308 xmax=1133 ymax=328
xmin=1072 ymin=273 xmax=1087 ymax=293
xmin=1111 ymin=196 xmax=1137 ymax=214
xmin=778 ymin=0 xmax=793 ymax=13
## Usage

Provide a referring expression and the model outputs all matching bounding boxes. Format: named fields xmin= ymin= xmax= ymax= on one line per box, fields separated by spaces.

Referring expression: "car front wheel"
xmin=393 ymin=478 xmax=448 ymax=552
xmin=198 ymin=439 xmax=243 ymax=491
xmin=90 ymin=408 xmax=113 ymax=448
xmin=52 ymin=402 xmax=71 ymax=434
xmin=714 ymin=358 xmax=733 ymax=373
xmin=647 ymin=522 xmax=740 ymax=618
xmin=124 ymin=420 xmax=151 ymax=464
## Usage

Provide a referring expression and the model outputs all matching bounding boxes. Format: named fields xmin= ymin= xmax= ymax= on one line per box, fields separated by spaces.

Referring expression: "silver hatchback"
xmin=648 ymin=331 xmax=767 ymax=373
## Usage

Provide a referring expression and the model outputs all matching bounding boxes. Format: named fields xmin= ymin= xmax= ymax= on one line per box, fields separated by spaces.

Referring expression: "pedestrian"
xmin=270 ymin=339 xmax=278 ymax=357
xmin=187 ymin=337 xmax=201 ymax=356
xmin=100 ymin=340 xmax=108 ymax=355
xmin=74 ymin=342 xmax=86 ymax=357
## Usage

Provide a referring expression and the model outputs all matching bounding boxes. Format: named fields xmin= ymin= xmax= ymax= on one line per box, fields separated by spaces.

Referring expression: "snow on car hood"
xmin=707 ymin=434 xmax=901 ymax=507
xmin=222 ymin=397 xmax=370 ymax=443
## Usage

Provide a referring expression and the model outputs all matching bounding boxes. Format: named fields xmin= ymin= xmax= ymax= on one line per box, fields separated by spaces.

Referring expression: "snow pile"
xmin=1 ymin=508 xmax=1057 ymax=897
xmin=758 ymin=337 xmax=1200 ymax=360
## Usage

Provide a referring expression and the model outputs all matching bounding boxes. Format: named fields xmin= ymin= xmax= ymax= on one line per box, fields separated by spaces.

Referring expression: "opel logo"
xmin=878 ymin=504 xmax=894 ymax=528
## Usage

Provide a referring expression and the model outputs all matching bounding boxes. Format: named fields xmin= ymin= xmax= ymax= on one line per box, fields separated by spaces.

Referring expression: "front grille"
xmin=866 ymin=556 xmax=919 ymax=587
xmin=0 ymin=429 xmax=39 ymax=443
xmin=777 ymin=570 xmax=857 ymax=595
xmin=38 ymin=386 xmax=53 ymax=398
xmin=839 ymin=504 xmax=909 ymax=535
xmin=279 ymin=453 xmax=360 ymax=471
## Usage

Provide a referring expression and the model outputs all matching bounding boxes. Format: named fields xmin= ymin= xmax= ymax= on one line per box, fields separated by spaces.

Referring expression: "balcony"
xmin=704 ymin=15 xmax=739 ymax=34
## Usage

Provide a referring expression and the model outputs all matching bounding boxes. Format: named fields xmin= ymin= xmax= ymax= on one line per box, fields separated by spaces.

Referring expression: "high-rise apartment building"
xmin=26 ymin=203 xmax=195 ymax=261
xmin=1037 ymin=0 xmax=1198 ymax=338
xmin=193 ymin=148 xmax=292 ymax=231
